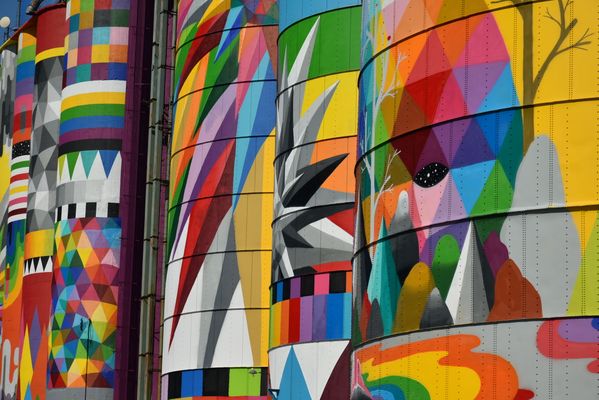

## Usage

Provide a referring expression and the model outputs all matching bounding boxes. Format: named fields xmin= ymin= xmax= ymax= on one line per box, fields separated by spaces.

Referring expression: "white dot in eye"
xmin=427 ymin=173 xmax=430 ymax=177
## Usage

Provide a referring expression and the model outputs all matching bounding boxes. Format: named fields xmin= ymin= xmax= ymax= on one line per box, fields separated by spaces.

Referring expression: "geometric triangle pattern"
xmin=23 ymin=255 xmax=53 ymax=276
xmin=48 ymin=0 xmax=130 ymax=396
xmin=277 ymin=348 xmax=311 ymax=400
xmin=49 ymin=217 xmax=120 ymax=390
xmin=26 ymin=56 xmax=62 ymax=233
xmin=21 ymin=7 xmax=66 ymax=399
xmin=355 ymin=0 xmax=534 ymax=344
xmin=360 ymin=18 xmax=521 ymax=199
xmin=3 ymin=28 xmax=37 ymax=400
xmin=360 ymin=13 xmax=520 ymax=149
xmin=269 ymin=341 xmax=350 ymax=400
xmin=57 ymin=150 xmax=121 ymax=184
xmin=21 ymin=272 xmax=53 ymax=400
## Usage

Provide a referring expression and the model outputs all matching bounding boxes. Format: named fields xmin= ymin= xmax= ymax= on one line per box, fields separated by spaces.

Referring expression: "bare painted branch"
xmin=555 ymin=27 xmax=593 ymax=55
xmin=544 ymin=8 xmax=561 ymax=27
xmin=533 ymin=0 xmax=592 ymax=98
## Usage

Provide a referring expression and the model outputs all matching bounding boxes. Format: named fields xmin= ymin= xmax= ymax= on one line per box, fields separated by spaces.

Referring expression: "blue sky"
xmin=0 ymin=1 xmax=31 ymax=32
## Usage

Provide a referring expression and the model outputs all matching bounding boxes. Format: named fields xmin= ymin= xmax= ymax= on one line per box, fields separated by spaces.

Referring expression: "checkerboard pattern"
xmin=65 ymin=0 xmax=129 ymax=85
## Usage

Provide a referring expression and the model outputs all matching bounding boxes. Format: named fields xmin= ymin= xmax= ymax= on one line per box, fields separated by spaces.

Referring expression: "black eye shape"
xmin=413 ymin=162 xmax=449 ymax=188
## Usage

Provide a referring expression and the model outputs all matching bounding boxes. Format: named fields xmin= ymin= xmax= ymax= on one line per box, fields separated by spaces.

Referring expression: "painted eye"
xmin=413 ymin=162 xmax=449 ymax=188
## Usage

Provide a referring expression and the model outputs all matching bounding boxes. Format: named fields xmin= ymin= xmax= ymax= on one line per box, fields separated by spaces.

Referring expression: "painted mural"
xmin=48 ymin=0 xmax=130 ymax=398
xmin=0 ymin=0 xmax=595 ymax=398
xmin=0 ymin=46 xmax=17 ymax=312
xmin=20 ymin=7 xmax=65 ymax=400
xmin=0 ymin=29 xmax=37 ymax=400
xmin=162 ymin=0 xmax=277 ymax=398
xmin=0 ymin=2 xmax=146 ymax=398
xmin=269 ymin=1 xmax=361 ymax=399
xmin=352 ymin=0 xmax=599 ymax=398
xmin=272 ymin=2 xmax=359 ymax=283
xmin=353 ymin=318 xmax=599 ymax=399
xmin=0 ymin=43 xmax=18 ymax=400
xmin=354 ymin=0 xmax=599 ymax=341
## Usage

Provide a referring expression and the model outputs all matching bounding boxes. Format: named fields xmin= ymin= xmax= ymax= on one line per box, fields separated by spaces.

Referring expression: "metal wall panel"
xmin=352 ymin=0 xmax=599 ymax=398
xmin=269 ymin=1 xmax=361 ymax=399
xmin=161 ymin=1 xmax=278 ymax=398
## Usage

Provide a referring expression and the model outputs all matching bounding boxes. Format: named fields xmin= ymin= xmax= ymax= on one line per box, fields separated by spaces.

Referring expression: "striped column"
xmin=48 ymin=1 xmax=130 ymax=398
xmin=20 ymin=5 xmax=66 ymax=400
xmin=0 ymin=42 xmax=18 ymax=399
xmin=161 ymin=1 xmax=277 ymax=398
xmin=269 ymin=1 xmax=361 ymax=399
xmin=0 ymin=45 xmax=17 ymax=311
xmin=1 ymin=28 xmax=37 ymax=400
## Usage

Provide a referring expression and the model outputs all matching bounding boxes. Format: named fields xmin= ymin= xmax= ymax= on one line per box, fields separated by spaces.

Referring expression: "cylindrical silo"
xmin=269 ymin=1 xmax=361 ymax=398
xmin=0 ymin=49 xmax=16 ymax=334
xmin=162 ymin=1 xmax=277 ymax=398
xmin=20 ymin=6 xmax=66 ymax=399
xmin=352 ymin=1 xmax=599 ymax=399
xmin=48 ymin=1 xmax=132 ymax=398
xmin=0 ymin=27 xmax=36 ymax=400
xmin=0 ymin=47 xmax=15 ymax=353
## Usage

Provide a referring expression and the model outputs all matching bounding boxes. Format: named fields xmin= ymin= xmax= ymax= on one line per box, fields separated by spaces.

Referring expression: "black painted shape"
xmin=300 ymin=274 xmax=314 ymax=296
xmin=413 ymin=162 xmax=448 ymax=188
xmin=202 ymin=368 xmax=229 ymax=396
xmin=390 ymin=230 xmax=419 ymax=284
xmin=366 ymin=299 xmax=383 ymax=339
xmin=167 ymin=371 xmax=182 ymax=399
xmin=281 ymin=153 xmax=348 ymax=207
xmin=329 ymin=271 xmax=346 ymax=293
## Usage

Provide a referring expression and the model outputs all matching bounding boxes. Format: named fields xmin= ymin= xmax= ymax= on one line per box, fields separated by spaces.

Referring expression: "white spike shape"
xmin=284 ymin=81 xmax=339 ymax=185
xmin=287 ymin=18 xmax=321 ymax=87
xmin=445 ymin=221 xmax=489 ymax=324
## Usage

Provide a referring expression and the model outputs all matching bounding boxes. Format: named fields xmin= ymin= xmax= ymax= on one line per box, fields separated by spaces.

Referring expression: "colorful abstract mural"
xmin=0 ymin=42 xmax=18 ymax=400
xmin=162 ymin=0 xmax=277 ymax=398
xmin=269 ymin=1 xmax=361 ymax=399
xmin=270 ymin=342 xmax=352 ymax=400
xmin=354 ymin=0 xmax=599 ymax=342
xmin=352 ymin=0 xmax=599 ymax=398
xmin=269 ymin=271 xmax=352 ymax=348
xmin=48 ymin=1 xmax=130 ymax=398
xmin=0 ymin=28 xmax=37 ymax=400
xmin=20 ymin=7 xmax=65 ymax=400
xmin=272 ymin=1 xmax=359 ymax=283
xmin=0 ymin=47 xmax=16 ymax=314
xmin=353 ymin=318 xmax=599 ymax=399
xmin=0 ymin=0 xmax=596 ymax=398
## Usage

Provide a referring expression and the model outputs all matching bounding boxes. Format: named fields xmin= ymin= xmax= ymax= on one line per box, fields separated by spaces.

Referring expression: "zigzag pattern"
xmin=23 ymin=256 xmax=53 ymax=276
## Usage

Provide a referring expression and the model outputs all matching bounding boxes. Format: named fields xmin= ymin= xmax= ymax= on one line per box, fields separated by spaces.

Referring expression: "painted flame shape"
xmin=354 ymin=335 xmax=524 ymax=400
xmin=537 ymin=318 xmax=599 ymax=374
